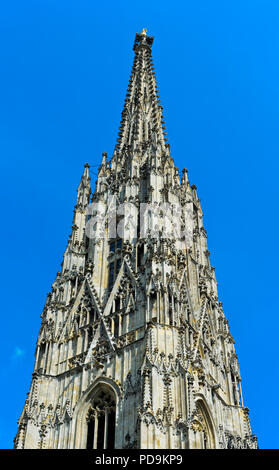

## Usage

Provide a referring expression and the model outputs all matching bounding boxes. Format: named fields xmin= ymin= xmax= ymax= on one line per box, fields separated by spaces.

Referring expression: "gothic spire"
xmin=61 ymin=163 xmax=91 ymax=275
xmin=70 ymin=162 xmax=91 ymax=245
xmin=76 ymin=162 xmax=91 ymax=209
xmin=15 ymin=31 xmax=257 ymax=451
xmin=114 ymin=30 xmax=169 ymax=156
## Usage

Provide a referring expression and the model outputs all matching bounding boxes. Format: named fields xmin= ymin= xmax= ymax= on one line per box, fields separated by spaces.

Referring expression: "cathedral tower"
xmin=14 ymin=30 xmax=257 ymax=449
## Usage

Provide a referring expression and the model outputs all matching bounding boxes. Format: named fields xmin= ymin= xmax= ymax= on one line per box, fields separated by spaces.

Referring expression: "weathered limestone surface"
xmin=14 ymin=30 xmax=257 ymax=449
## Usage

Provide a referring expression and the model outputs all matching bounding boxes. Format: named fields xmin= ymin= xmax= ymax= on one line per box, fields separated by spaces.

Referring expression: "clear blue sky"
xmin=0 ymin=0 xmax=278 ymax=449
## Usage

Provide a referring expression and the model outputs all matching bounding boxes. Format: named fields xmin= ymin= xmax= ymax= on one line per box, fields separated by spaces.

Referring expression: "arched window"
xmin=115 ymin=297 xmax=120 ymax=312
xmin=137 ymin=244 xmax=144 ymax=267
xmin=86 ymin=388 xmax=116 ymax=449
xmin=37 ymin=342 xmax=46 ymax=371
xmin=114 ymin=315 xmax=119 ymax=337
xmin=192 ymin=400 xmax=215 ymax=449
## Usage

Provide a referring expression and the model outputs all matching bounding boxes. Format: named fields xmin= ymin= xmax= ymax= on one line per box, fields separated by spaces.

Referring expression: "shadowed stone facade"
xmin=14 ymin=30 xmax=257 ymax=449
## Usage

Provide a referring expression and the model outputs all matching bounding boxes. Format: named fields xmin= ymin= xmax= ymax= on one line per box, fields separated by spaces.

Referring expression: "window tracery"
xmin=86 ymin=388 xmax=116 ymax=449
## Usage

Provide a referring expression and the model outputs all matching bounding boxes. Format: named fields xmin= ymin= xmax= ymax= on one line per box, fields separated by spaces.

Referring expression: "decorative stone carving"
xmin=15 ymin=30 xmax=257 ymax=450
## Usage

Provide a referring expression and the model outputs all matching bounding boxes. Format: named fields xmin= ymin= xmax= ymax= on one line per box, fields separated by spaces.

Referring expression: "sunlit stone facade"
xmin=14 ymin=31 xmax=257 ymax=449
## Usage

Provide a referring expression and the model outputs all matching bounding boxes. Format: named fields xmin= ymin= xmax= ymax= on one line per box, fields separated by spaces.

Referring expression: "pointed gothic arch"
xmin=86 ymin=386 xmax=116 ymax=449
xmin=71 ymin=378 xmax=121 ymax=449
xmin=192 ymin=398 xmax=216 ymax=449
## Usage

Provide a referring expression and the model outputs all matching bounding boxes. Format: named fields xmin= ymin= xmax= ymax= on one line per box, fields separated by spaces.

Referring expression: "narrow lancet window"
xmin=86 ymin=388 xmax=116 ymax=449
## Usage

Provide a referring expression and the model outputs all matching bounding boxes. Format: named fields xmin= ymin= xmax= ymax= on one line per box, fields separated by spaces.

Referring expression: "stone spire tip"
xmin=133 ymin=29 xmax=154 ymax=51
